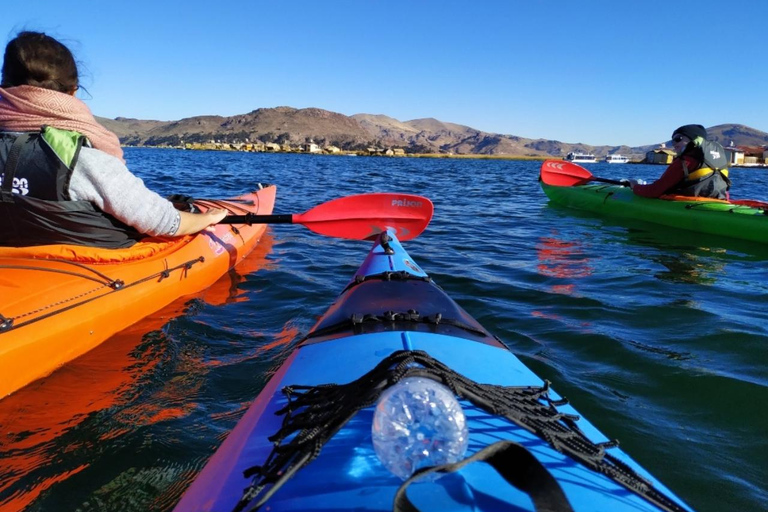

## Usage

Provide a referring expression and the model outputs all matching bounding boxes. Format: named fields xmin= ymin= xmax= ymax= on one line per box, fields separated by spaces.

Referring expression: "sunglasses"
xmin=672 ymin=135 xmax=686 ymax=143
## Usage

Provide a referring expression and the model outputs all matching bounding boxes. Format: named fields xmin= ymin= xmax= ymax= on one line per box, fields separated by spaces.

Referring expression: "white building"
xmin=724 ymin=141 xmax=744 ymax=165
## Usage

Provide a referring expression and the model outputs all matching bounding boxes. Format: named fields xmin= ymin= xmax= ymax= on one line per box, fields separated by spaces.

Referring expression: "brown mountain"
xmin=97 ymin=107 xmax=375 ymax=149
xmin=706 ymin=124 xmax=768 ymax=147
xmin=97 ymin=117 xmax=169 ymax=143
xmin=96 ymin=108 xmax=767 ymax=157
xmin=352 ymin=114 xmax=644 ymax=157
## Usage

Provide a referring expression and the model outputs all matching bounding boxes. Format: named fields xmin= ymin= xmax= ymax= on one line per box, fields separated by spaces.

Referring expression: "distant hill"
xmin=97 ymin=117 xmax=169 ymax=143
xmin=97 ymin=107 xmax=375 ymax=149
xmin=351 ymin=114 xmax=643 ymax=157
xmin=706 ymin=124 xmax=768 ymax=147
xmin=96 ymin=108 xmax=768 ymax=158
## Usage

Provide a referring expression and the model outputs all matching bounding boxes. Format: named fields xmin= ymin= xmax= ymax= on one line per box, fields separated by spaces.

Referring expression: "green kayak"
xmin=539 ymin=160 xmax=768 ymax=244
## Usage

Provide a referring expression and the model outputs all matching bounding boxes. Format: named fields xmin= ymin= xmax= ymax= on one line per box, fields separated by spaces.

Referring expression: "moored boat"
xmin=173 ymin=224 xmax=693 ymax=512
xmin=0 ymin=185 xmax=276 ymax=398
xmin=605 ymin=154 xmax=629 ymax=163
xmin=566 ymin=152 xmax=597 ymax=163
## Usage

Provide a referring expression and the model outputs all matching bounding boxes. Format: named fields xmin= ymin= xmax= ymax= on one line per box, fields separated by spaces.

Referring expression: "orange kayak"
xmin=0 ymin=185 xmax=276 ymax=399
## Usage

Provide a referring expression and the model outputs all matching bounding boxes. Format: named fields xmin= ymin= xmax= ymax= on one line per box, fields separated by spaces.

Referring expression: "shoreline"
xmin=123 ymin=145 xmax=567 ymax=162
xmin=124 ymin=146 xmax=659 ymax=163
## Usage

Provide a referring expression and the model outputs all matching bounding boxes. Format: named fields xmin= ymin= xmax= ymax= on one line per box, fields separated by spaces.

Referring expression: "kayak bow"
xmin=174 ymin=230 xmax=693 ymax=512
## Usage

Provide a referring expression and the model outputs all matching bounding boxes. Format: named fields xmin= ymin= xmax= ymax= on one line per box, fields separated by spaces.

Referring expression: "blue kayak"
xmin=173 ymin=231 xmax=693 ymax=512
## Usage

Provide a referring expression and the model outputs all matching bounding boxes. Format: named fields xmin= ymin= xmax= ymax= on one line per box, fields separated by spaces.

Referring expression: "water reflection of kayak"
xmin=0 ymin=232 xmax=276 ymax=512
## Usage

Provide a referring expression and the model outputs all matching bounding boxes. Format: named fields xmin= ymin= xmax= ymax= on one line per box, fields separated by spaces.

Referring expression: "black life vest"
xmin=0 ymin=127 xmax=142 ymax=248
xmin=670 ymin=140 xmax=731 ymax=199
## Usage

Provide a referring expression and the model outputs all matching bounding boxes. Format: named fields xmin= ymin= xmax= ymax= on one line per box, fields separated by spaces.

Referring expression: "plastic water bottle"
xmin=372 ymin=377 xmax=469 ymax=480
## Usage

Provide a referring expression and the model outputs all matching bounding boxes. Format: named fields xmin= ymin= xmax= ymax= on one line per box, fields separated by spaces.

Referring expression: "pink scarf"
xmin=0 ymin=85 xmax=124 ymax=162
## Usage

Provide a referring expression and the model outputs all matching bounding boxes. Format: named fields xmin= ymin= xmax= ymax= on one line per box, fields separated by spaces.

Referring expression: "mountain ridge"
xmin=95 ymin=108 xmax=768 ymax=158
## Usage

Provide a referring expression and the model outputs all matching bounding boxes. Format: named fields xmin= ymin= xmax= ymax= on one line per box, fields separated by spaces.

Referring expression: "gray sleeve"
xmin=67 ymin=147 xmax=181 ymax=236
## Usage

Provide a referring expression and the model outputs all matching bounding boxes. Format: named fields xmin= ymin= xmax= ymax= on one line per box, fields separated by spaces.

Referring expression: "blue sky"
xmin=3 ymin=0 xmax=765 ymax=147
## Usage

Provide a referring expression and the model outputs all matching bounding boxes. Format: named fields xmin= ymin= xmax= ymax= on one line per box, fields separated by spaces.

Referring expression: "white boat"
xmin=565 ymin=152 xmax=597 ymax=163
xmin=605 ymin=154 xmax=629 ymax=164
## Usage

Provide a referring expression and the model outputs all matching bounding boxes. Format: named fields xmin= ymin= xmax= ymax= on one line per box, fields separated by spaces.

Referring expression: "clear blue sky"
xmin=3 ymin=0 xmax=765 ymax=147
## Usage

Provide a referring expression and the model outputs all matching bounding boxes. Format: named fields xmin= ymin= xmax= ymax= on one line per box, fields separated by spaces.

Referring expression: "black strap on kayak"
xmin=394 ymin=440 xmax=573 ymax=512
xmin=0 ymin=256 xmax=203 ymax=333
xmin=310 ymin=306 xmax=490 ymax=339
xmin=306 ymin=271 xmax=492 ymax=340
xmin=232 ymin=350 xmax=688 ymax=512
xmin=0 ymin=313 xmax=12 ymax=332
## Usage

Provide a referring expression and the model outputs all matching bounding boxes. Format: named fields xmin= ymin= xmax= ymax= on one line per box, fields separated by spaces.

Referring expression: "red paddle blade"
xmin=540 ymin=160 xmax=594 ymax=187
xmin=294 ymin=193 xmax=433 ymax=241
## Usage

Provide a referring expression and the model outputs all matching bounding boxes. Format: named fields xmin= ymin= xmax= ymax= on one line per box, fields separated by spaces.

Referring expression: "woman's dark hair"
xmin=1 ymin=31 xmax=78 ymax=93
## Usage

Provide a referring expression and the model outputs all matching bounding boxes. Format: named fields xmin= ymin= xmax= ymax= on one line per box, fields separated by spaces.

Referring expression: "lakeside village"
xmin=563 ymin=140 xmax=768 ymax=167
xmin=157 ymin=139 xmax=768 ymax=167
xmin=183 ymin=140 xmax=408 ymax=157
xmin=640 ymin=141 xmax=768 ymax=168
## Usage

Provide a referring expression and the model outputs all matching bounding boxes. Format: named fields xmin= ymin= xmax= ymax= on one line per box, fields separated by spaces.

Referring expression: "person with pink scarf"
xmin=0 ymin=31 xmax=228 ymax=248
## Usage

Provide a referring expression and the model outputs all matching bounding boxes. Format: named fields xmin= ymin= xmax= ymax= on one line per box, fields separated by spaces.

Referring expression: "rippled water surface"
xmin=1 ymin=149 xmax=766 ymax=512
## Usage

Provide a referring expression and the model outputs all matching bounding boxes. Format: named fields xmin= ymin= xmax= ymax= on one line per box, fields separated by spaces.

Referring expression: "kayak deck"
xmin=187 ymin=335 xmax=684 ymax=511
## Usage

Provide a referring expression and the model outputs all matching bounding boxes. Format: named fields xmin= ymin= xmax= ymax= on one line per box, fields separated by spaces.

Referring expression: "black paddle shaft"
xmin=594 ymin=176 xmax=626 ymax=186
xmin=221 ymin=213 xmax=293 ymax=225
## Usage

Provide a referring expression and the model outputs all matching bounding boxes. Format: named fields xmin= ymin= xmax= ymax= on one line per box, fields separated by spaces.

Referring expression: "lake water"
xmin=0 ymin=149 xmax=766 ymax=512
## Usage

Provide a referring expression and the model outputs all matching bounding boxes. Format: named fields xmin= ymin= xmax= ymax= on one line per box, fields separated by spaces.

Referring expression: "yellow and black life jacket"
xmin=672 ymin=140 xmax=731 ymax=199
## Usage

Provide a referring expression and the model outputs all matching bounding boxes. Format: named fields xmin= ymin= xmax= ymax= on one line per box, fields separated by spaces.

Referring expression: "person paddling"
xmin=628 ymin=124 xmax=730 ymax=199
xmin=0 ymin=31 xmax=227 ymax=248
